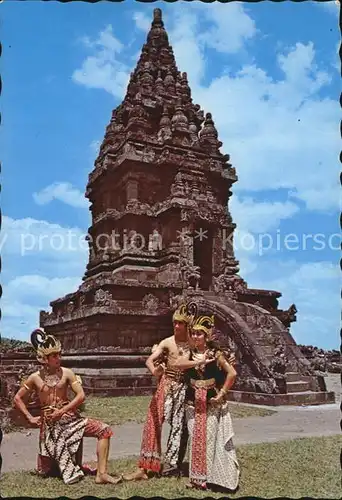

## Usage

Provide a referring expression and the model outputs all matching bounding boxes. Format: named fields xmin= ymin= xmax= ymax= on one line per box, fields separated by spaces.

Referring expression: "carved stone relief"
xmin=142 ymin=293 xmax=159 ymax=314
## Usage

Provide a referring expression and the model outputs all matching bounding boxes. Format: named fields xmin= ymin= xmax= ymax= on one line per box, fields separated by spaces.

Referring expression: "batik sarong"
xmin=37 ymin=408 xmax=113 ymax=484
xmin=138 ymin=375 xmax=166 ymax=472
xmin=163 ymin=378 xmax=187 ymax=468
xmin=186 ymin=400 xmax=240 ymax=491
xmin=138 ymin=373 xmax=187 ymax=472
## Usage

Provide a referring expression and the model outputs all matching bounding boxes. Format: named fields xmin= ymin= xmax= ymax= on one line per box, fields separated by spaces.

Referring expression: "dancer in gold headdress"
xmin=13 ymin=328 xmax=122 ymax=486
xmin=173 ymin=312 xmax=240 ymax=492
xmin=123 ymin=302 xmax=197 ymax=481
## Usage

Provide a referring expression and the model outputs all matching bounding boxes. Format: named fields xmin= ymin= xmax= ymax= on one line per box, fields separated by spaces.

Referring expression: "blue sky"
xmin=1 ymin=0 xmax=340 ymax=349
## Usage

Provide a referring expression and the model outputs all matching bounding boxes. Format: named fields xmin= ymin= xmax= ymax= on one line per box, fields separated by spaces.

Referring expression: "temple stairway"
xmin=229 ymin=369 xmax=335 ymax=406
xmin=194 ymin=293 xmax=336 ymax=406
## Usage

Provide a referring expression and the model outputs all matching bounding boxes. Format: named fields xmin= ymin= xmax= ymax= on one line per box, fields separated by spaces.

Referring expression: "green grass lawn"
xmin=1 ymin=435 xmax=340 ymax=498
xmin=81 ymin=395 xmax=275 ymax=425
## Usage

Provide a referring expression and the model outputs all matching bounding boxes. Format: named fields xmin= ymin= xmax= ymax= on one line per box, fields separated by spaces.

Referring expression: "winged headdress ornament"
xmin=30 ymin=327 xmax=61 ymax=363
xmin=191 ymin=314 xmax=215 ymax=340
xmin=172 ymin=301 xmax=198 ymax=325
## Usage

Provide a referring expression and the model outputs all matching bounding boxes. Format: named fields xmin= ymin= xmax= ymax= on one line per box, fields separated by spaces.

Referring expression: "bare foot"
xmin=186 ymin=481 xmax=207 ymax=490
xmin=122 ymin=469 xmax=149 ymax=481
xmin=95 ymin=473 xmax=122 ymax=484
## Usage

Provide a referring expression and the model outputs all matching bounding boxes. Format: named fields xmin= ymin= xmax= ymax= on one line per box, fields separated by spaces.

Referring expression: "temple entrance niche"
xmin=193 ymin=223 xmax=213 ymax=291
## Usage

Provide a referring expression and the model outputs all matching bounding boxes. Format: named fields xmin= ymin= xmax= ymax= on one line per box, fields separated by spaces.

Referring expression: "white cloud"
xmin=2 ymin=275 xmax=82 ymax=341
xmin=230 ymin=196 xmax=300 ymax=233
xmin=290 ymin=261 xmax=339 ymax=283
xmin=221 ymin=194 xmax=299 ymax=275
xmin=289 ymin=184 xmax=341 ymax=212
xmin=5 ymin=275 xmax=81 ymax=303
xmin=133 ymin=11 xmax=151 ymax=32
xmin=1 ymin=215 xmax=89 ymax=339
xmin=0 ymin=215 xmax=88 ymax=286
xmin=135 ymin=3 xmax=257 ymax=86
xmin=90 ymin=139 xmax=101 ymax=155
xmin=198 ymin=2 xmax=257 ymax=54
xmin=33 ymin=182 xmax=89 ymax=209
xmin=72 ymin=25 xmax=130 ymax=98
xmin=193 ymin=45 xmax=339 ymax=210
xmin=277 ymin=42 xmax=330 ymax=92
xmin=1 ymin=215 xmax=88 ymax=260
xmin=167 ymin=9 xmax=206 ymax=86
xmin=236 ymin=256 xmax=257 ymax=277
xmin=332 ymin=41 xmax=340 ymax=72
xmin=245 ymin=260 xmax=340 ymax=349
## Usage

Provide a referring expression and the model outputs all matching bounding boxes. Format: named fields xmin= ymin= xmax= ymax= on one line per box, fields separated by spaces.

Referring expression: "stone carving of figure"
xmin=148 ymin=229 xmax=163 ymax=251
xmin=169 ymin=292 xmax=184 ymax=310
xmin=94 ymin=289 xmax=113 ymax=306
xmin=213 ymin=266 xmax=245 ymax=297
xmin=142 ymin=294 xmax=159 ymax=314
xmin=66 ymin=301 xmax=74 ymax=315
xmin=179 ymin=258 xmax=201 ymax=290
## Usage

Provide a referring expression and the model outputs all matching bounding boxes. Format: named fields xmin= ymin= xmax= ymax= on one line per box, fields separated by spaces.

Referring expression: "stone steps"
xmin=285 ymin=371 xmax=301 ymax=382
xmin=74 ymin=367 xmax=150 ymax=376
xmin=82 ymin=386 xmax=156 ymax=397
xmin=228 ymin=390 xmax=336 ymax=406
xmin=0 ymin=358 xmax=36 ymax=367
xmin=286 ymin=381 xmax=311 ymax=393
xmin=80 ymin=368 xmax=157 ymax=396
xmin=203 ymin=293 xmax=219 ymax=300
xmin=63 ymin=355 xmax=148 ymax=369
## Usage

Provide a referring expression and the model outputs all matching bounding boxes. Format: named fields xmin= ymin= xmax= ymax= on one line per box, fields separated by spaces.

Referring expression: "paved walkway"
xmin=1 ymin=402 xmax=340 ymax=474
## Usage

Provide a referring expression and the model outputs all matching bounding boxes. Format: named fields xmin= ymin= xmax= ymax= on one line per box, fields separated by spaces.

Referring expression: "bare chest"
xmin=167 ymin=339 xmax=190 ymax=361
xmin=36 ymin=369 xmax=68 ymax=395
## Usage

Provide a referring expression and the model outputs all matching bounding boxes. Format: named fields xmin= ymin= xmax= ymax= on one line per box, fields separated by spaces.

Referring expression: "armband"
xmin=71 ymin=375 xmax=83 ymax=386
xmin=21 ymin=379 xmax=31 ymax=391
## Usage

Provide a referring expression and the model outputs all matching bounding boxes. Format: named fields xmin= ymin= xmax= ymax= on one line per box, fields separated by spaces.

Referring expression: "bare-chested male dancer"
xmin=123 ymin=302 xmax=197 ymax=481
xmin=13 ymin=328 xmax=122 ymax=486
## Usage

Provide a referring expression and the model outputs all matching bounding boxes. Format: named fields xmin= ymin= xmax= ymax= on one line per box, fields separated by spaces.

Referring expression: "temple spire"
xmin=199 ymin=112 xmax=223 ymax=154
xmin=152 ymin=7 xmax=163 ymax=25
xmin=92 ymin=8 xmax=228 ymax=168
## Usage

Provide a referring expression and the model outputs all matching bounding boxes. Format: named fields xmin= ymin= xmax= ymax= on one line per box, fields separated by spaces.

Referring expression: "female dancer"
xmin=174 ymin=313 xmax=240 ymax=491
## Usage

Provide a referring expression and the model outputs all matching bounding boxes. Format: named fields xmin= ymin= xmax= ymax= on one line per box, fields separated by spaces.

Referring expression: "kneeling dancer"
xmin=13 ymin=328 xmax=122 ymax=486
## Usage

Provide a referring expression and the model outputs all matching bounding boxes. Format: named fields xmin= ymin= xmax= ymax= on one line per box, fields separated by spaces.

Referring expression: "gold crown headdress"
xmin=191 ymin=314 xmax=215 ymax=339
xmin=172 ymin=301 xmax=198 ymax=325
xmin=30 ymin=328 xmax=61 ymax=363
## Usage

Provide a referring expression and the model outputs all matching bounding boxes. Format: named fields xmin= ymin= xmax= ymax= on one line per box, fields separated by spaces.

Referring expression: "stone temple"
xmin=38 ymin=9 xmax=334 ymax=405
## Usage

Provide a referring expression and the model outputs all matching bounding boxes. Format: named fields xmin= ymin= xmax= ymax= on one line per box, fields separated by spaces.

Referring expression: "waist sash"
xmin=189 ymin=379 xmax=216 ymax=486
xmin=164 ymin=367 xmax=184 ymax=382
